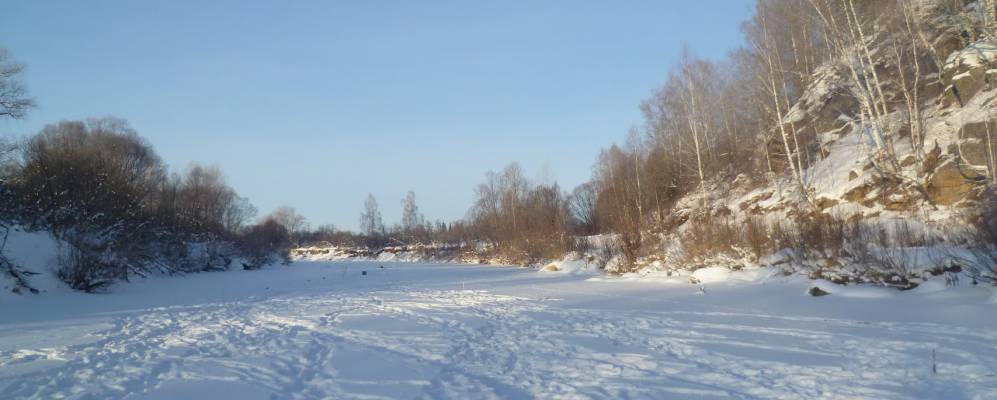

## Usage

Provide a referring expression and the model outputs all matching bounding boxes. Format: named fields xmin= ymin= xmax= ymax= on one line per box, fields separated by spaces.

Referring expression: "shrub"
xmin=961 ymin=192 xmax=997 ymax=284
xmin=679 ymin=215 xmax=742 ymax=263
xmin=58 ymin=245 xmax=116 ymax=293
xmin=238 ymin=218 xmax=291 ymax=269
xmin=743 ymin=216 xmax=772 ymax=259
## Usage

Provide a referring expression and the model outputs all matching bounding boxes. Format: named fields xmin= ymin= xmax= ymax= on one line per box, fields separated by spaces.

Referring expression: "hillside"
xmin=281 ymin=1 xmax=997 ymax=291
xmin=595 ymin=0 xmax=997 ymax=287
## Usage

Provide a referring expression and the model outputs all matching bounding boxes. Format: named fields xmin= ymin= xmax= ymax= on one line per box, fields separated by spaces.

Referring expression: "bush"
xmin=55 ymin=225 xmax=166 ymax=292
xmin=58 ymin=245 xmax=117 ymax=293
xmin=676 ymin=214 xmax=780 ymax=267
xmin=679 ymin=215 xmax=743 ymax=263
xmin=161 ymin=236 xmax=235 ymax=273
xmin=962 ymin=193 xmax=997 ymax=285
xmin=956 ymin=250 xmax=997 ymax=285
xmin=771 ymin=212 xmax=849 ymax=260
xmin=671 ymin=211 xmax=949 ymax=287
xmin=238 ymin=218 xmax=291 ymax=269
xmin=743 ymin=217 xmax=772 ymax=259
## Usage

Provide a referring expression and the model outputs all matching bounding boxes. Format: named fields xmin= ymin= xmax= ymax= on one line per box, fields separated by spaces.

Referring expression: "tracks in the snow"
xmin=1 ymin=287 xmax=995 ymax=399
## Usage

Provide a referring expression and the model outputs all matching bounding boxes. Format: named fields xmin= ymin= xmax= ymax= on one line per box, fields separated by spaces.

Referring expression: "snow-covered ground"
xmin=1 ymin=261 xmax=996 ymax=399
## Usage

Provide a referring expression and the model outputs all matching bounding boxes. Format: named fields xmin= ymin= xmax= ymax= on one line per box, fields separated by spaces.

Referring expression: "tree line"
xmin=3 ymin=0 xmax=996 ymax=290
xmin=0 ymin=116 xmax=315 ymax=290
xmin=309 ymin=0 xmax=997 ymax=272
xmin=1 ymin=53 xmax=317 ymax=290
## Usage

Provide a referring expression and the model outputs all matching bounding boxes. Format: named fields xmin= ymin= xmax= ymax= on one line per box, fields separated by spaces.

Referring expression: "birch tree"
xmin=359 ymin=194 xmax=383 ymax=236
xmin=750 ymin=3 xmax=813 ymax=205
xmin=400 ymin=190 xmax=424 ymax=233
xmin=808 ymin=0 xmax=894 ymax=168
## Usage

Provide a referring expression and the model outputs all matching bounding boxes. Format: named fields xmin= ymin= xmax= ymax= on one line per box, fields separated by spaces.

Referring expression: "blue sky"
xmin=0 ymin=0 xmax=753 ymax=231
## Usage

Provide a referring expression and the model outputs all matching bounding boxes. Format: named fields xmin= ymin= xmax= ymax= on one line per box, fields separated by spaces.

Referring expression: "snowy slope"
xmin=0 ymin=227 xmax=69 ymax=297
xmin=1 ymin=260 xmax=994 ymax=399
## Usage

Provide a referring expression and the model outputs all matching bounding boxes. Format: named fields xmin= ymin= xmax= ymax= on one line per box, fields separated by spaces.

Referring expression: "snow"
xmin=2 ymin=228 xmax=62 ymax=274
xmin=0 ymin=227 xmax=69 ymax=297
xmin=945 ymin=41 xmax=997 ymax=70
xmin=1 ymin=260 xmax=996 ymax=399
xmin=690 ymin=266 xmax=731 ymax=283
xmin=539 ymin=254 xmax=599 ymax=275
xmin=810 ymin=279 xmax=897 ymax=299
xmin=293 ymin=245 xmax=481 ymax=265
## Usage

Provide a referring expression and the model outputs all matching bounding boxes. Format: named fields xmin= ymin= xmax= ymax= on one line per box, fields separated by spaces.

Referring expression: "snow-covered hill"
xmin=0 ymin=227 xmax=69 ymax=297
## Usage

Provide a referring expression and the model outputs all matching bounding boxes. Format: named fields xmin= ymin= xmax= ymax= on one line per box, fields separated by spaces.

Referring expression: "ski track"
xmin=1 ymin=268 xmax=996 ymax=399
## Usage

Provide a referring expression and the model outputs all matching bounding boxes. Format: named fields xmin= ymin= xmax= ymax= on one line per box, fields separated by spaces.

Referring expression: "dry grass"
xmin=672 ymin=210 xmax=952 ymax=286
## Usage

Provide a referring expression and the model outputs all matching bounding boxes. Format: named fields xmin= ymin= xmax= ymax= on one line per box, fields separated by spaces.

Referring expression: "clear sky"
xmin=0 ymin=0 xmax=753 ymax=231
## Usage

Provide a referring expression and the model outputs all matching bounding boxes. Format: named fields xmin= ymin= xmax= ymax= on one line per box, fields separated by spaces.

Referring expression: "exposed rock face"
xmin=959 ymin=120 xmax=996 ymax=167
xmin=953 ymin=69 xmax=987 ymax=104
xmin=900 ymin=155 xmax=917 ymax=168
xmin=883 ymin=192 xmax=914 ymax=211
xmin=933 ymin=33 xmax=964 ymax=64
xmin=987 ymin=0 xmax=997 ymax=35
xmin=841 ymin=183 xmax=868 ymax=204
xmin=928 ymin=158 xmax=983 ymax=205
xmin=695 ymin=17 xmax=994 ymax=228
xmin=815 ymin=196 xmax=838 ymax=211
xmin=942 ymin=42 xmax=997 ymax=106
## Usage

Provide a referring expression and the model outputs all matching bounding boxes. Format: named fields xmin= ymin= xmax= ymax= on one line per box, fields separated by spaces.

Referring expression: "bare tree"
xmin=887 ymin=0 xmax=934 ymax=159
xmin=238 ymin=217 xmax=291 ymax=269
xmin=0 ymin=48 xmax=33 ymax=119
xmin=0 ymin=138 xmax=18 ymax=178
xmin=400 ymin=190 xmax=424 ymax=233
xmin=470 ymin=171 xmax=501 ymax=243
xmin=21 ymin=118 xmax=166 ymax=230
xmin=223 ymin=195 xmax=257 ymax=233
xmin=268 ymin=206 xmax=308 ymax=237
xmin=359 ymin=194 xmax=383 ymax=236
xmin=466 ymin=163 xmax=572 ymax=262
xmin=755 ymin=4 xmax=812 ymax=204
xmin=568 ymin=182 xmax=599 ymax=235
xmin=808 ymin=0 xmax=892 ymax=165
xmin=677 ymin=49 xmax=710 ymax=195
xmin=593 ymin=145 xmax=644 ymax=269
